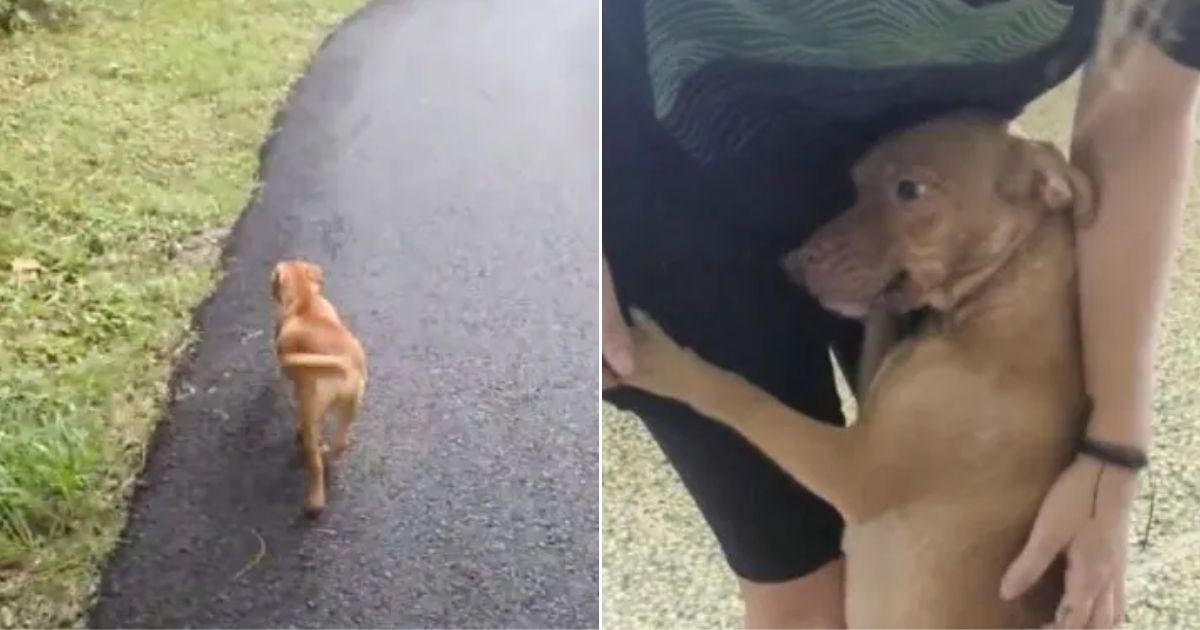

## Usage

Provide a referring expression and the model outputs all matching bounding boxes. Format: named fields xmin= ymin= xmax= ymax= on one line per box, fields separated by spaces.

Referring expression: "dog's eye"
xmin=896 ymin=179 xmax=923 ymax=202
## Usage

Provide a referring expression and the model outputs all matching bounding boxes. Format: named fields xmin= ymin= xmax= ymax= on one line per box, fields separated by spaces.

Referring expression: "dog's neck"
xmin=933 ymin=215 xmax=1079 ymax=346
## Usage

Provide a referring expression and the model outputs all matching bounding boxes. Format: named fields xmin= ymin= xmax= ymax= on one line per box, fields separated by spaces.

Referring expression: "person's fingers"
xmin=1056 ymin=553 xmax=1105 ymax=629
xmin=601 ymin=261 xmax=634 ymax=378
xmin=603 ymin=328 xmax=634 ymax=377
xmin=602 ymin=365 xmax=619 ymax=390
xmin=631 ymin=306 xmax=662 ymax=327
xmin=1113 ymin=576 xmax=1125 ymax=624
xmin=1084 ymin=583 xmax=1116 ymax=629
xmin=1001 ymin=543 xmax=1059 ymax=601
xmin=1001 ymin=512 xmax=1071 ymax=600
xmin=1057 ymin=595 xmax=1099 ymax=630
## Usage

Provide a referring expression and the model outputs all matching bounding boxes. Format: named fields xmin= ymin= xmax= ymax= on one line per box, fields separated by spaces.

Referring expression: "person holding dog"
xmin=602 ymin=1 xmax=1200 ymax=628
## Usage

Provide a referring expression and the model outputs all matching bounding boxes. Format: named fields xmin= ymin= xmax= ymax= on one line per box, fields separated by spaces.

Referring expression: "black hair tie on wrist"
xmin=1078 ymin=437 xmax=1149 ymax=471
xmin=1074 ymin=396 xmax=1149 ymax=471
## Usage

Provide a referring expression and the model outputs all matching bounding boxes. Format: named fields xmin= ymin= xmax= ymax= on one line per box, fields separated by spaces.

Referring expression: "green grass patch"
xmin=0 ymin=0 xmax=361 ymax=625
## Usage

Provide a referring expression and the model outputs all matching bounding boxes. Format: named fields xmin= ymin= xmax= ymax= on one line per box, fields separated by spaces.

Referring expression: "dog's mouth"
xmin=878 ymin=270 xmax=920 ymax=312
xmin=811 ymin=271 xmax=914 ymax=320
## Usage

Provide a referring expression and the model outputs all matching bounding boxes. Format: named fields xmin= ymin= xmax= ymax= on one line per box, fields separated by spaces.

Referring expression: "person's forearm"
xmin=1071 ymin=49 xmax=1200 ymax=447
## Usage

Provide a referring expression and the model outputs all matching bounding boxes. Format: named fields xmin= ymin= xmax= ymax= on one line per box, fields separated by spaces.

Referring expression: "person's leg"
xmin=740 ymin=558 xmax=846 ymax=629
xmin=602 ymin=3 xmax=856 ymax=624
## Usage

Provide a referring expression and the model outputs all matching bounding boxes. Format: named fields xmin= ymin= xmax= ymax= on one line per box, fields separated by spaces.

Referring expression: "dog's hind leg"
xmin=296 ymin=381 xmax=331 ymax=516
xmin=330 ymin=379 xmax=362 ymax=463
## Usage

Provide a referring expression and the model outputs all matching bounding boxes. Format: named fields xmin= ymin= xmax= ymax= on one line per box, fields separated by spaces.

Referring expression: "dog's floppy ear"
xmin=270 ymin=265 xmax=283 ymax=301
xmin=998 ymin=139 xmax=1096 ymax=228
xmin=302 ymin=262 xmax=324 ymax=288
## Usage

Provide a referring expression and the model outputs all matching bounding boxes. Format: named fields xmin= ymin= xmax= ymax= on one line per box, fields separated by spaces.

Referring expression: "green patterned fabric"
xmin=645 ymin=0 xmax=1073 ymax=119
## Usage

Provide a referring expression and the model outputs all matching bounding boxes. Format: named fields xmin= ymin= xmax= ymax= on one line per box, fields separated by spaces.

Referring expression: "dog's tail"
xmin=280 ymin=353 xmax=352 ymax=374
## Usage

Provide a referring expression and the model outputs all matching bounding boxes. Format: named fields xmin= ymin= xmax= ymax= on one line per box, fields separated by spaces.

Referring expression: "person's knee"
xmin=739 ymin=558 xmax=846 ymax=629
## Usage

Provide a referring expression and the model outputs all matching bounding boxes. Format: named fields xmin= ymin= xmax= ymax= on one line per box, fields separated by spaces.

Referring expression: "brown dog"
xmin=621 ymin=113 xmax=1095 ymax=627
xmin=271 ymin=260 xmax=367 ymax=516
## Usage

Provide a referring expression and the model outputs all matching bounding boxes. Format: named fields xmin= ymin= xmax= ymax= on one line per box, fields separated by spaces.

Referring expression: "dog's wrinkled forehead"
xmin=273 ymin=260 xmax=297 ymax=285
xmin=859 ymin=115 xmax=1011 ymax=180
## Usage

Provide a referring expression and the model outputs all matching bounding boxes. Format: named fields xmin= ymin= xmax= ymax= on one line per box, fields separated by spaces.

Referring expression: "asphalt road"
xmin=89 ymin=1 xmax=598 ymax=627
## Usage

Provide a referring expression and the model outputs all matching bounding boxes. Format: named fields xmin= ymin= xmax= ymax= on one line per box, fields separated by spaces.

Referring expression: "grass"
xmin=0 ymin=0 xmax=361 ymax=626
xmin=602 ymin=78 xmax=1200 ymax=628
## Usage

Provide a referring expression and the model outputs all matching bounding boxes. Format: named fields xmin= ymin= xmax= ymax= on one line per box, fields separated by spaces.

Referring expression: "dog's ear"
xmin=302 ymin=262 xmax=325 ymax=288
xmin=998 ymin=139 xmax=1096 ymax=228
xmin=270 ymin=266 xmax=283 ymax=301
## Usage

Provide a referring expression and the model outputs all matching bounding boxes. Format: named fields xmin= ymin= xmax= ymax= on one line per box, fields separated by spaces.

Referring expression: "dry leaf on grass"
xmin=9 ymin=257 xmax=42 ymax=284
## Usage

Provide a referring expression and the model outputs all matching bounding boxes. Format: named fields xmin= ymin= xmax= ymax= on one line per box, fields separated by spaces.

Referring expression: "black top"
xmin=604 ymin=0 xmax=1200 ymax=262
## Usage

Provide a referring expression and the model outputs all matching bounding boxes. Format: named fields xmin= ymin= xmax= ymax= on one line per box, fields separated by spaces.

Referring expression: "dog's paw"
xmin=304 ymin=489 xmax=326 ymax=518
xmin=624 ymin=309 xmax=702 ymax=399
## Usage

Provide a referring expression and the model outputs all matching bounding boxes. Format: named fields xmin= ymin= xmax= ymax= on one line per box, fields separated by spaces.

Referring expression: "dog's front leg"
xmin=624 ymin=310 xmax=866 ymax=519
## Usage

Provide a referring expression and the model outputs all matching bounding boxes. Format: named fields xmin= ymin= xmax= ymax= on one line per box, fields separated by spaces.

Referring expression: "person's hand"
xmin=1000 ymin=455 xmax=1138 ymax=628
xmin=602 ymin=258 xmax=634 ymax=388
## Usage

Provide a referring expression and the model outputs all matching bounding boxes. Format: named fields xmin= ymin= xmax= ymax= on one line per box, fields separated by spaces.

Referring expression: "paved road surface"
xmin=90 ymin=1 xmax=598 ymax=627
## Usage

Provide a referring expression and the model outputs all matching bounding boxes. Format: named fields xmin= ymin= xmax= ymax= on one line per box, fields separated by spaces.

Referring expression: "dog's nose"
xmin=784 ymin=246 xmax=824 ymax=269
xmin=779 ymin=249 xmax=809 ymax=286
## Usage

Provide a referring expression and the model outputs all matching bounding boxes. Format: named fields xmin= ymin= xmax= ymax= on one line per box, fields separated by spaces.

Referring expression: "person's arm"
xmin=1001 ymin=33 xmax=1200 ymax=629
xmin=1073 ymin=39 xmax=1199 ymax=449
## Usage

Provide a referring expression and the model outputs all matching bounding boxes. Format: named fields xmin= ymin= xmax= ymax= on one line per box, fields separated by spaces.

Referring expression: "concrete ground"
xmin=89 ymin=1 xmax=599 ymax=627
xmin=601 ymin=81 xmax=1200 ymax=629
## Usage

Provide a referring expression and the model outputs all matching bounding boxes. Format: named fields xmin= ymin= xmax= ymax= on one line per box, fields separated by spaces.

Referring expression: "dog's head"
xmin=783 ymin=114 xmax=1095 ymax=318
xmin=271 ymin=259 xmax=325 ymax=309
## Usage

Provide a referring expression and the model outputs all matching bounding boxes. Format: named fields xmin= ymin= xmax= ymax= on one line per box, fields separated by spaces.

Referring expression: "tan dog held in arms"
xmin=271 ymin=260 xmax=367 ymax=517
xmin=621 ymin=113 xmax=1096 ymax=627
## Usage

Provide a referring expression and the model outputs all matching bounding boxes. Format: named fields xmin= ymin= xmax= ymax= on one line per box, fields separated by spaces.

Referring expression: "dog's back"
xmin=277 ymin=304 xmax=367 ymax=380
xmin=828 ymin=118 xmax=1091 ymax=625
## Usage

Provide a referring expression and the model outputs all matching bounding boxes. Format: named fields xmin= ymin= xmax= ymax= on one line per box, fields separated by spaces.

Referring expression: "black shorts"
xmin=604 ymin=268 xmax=862 ymax=583
xmin=602 ymin=0 xmax=871 ymax=583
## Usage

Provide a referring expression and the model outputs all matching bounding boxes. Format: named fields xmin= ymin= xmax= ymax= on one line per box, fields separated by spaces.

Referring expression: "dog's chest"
xmin=843 ymin=501 xmax=1050 ymax=627
xmin=861 ymin=337 xmax=1073 ymax=484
